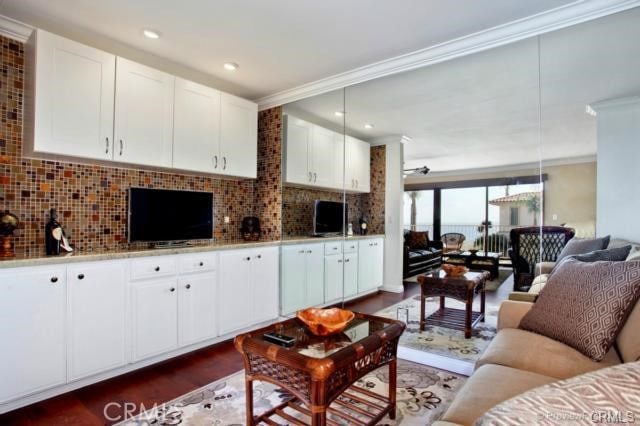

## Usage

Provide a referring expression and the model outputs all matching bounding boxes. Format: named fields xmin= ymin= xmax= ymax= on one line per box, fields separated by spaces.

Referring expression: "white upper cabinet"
xmin=284 ymin=115 xmax=313 ymax=185
xmin=284 ymin=115 xmax=369 ymax=192
xmin=173 ymin=78 xmax=221 ymax=173
xmin=114 ymin=57 xmax=175 ymax=167
xmin=219 ymin=93 xmax=258 ymax=178
xmin=27 ymin=29 xmax=115 ymax=160
xmin=310 ymin=125 xmax=339 ymax=188
xmin=346 ymin=136 xmax=371 ymax=193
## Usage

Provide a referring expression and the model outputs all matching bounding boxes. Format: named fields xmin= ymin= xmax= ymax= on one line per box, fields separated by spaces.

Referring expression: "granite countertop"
xmin=0 ymin=234 xmax=385 ymax=269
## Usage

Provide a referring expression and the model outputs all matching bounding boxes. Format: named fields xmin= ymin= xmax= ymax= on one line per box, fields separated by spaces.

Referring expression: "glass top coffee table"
xmin=234 ymin=312 xmax=405 ymax=426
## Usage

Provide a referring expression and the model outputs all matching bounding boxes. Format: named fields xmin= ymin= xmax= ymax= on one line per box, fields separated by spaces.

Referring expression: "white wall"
xmin=382 ymin=142 xmax=404 ymax=293
xmin=594 ymin=97 xmax=640 ymax=242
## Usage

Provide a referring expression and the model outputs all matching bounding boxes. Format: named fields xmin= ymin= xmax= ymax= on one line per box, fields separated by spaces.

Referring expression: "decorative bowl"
xmin=296 ymin=307 xmax=355 ymax=336
xmin=441 ymin=264 xmax=469 ymax=277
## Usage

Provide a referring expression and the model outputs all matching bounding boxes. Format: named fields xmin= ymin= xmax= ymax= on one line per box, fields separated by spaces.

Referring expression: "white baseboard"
xmin=398 ymin=346 xmax=476 ymax=376
xmin=380 ymin=284 xmax=404 ymax=293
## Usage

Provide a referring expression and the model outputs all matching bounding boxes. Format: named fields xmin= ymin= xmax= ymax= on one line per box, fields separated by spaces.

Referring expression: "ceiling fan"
xmin=403 ymin=166 xmax=430 ymax=176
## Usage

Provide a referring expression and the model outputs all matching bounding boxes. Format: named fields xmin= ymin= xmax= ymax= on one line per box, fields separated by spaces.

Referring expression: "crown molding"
xmin=255 ymin=0 xmax=640 ymax=110
xmin=591 ymin=95 xmax=640 ymax=111
xmin=0 ymin=15 xmax=33 ymax=42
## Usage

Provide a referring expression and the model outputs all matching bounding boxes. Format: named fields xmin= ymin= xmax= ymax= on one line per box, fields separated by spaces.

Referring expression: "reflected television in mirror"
xmin=313 ymin=200 xmax=347 ymax=236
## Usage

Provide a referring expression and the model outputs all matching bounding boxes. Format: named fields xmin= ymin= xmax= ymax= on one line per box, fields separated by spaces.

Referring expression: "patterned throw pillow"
xmin=407 ymin=231 xmax=429 ymax=250
xmin=571 ymin=245 xmax=631 ymax=262
xmin=519 ymin=258 xmax=640 ymax=361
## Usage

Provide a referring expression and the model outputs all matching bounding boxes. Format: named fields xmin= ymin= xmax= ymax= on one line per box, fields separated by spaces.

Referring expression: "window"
xmin=510 ymin=207 xmax=519 ymax=226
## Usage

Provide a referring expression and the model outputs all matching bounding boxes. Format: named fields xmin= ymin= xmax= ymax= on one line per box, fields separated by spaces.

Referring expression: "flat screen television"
xmin=128 ymin=188 xmax=213 ymax=244
xmin=313 ymin=200 xmax=348 ymax=236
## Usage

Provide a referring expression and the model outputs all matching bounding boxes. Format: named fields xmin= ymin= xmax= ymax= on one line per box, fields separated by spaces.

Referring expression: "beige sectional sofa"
xmin=433 ymin=298 xmax=640 ymax=425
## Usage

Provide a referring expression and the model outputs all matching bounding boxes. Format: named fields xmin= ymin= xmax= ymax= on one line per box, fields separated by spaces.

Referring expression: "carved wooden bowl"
xmin=296 ymin=307 xmax=355 ymax=336
xmin=441 ymin=264 xmax=469 ymax=277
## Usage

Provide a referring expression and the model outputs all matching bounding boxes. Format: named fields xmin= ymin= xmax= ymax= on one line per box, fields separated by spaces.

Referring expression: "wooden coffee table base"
xmin=422 ymin=305 xmax=484 ymax=338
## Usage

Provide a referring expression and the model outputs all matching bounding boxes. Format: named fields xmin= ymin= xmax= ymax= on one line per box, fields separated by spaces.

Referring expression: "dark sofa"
xmin=403 ymin=230 xmax=443 ymax=278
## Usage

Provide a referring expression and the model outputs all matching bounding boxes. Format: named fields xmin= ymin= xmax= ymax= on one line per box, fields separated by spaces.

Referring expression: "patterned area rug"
xmin=375 ymin=294 xmax=500 ymax=364
xmin=118 ymin=360 xmax=466 ymax=425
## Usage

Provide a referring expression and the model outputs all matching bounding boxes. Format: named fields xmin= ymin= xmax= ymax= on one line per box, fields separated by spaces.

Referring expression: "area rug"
xmin=404 ymin=268 xmax=512 ymax=292
xmin=118 ymin=360 xmax=466 ymax=425
xmin=375 ymin=294 xmax=500 ymax=366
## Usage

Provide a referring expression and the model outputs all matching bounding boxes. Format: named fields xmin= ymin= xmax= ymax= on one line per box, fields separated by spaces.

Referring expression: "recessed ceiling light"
xmin=223 ymin=62 xmax=239 ymax=71
xmin=334 ymin=111 xmax=344 ymax=117
xmin=364 ymin=123 xmax=374 ymax=129
xmin=143 ymin=29 xmax=161 ymax=39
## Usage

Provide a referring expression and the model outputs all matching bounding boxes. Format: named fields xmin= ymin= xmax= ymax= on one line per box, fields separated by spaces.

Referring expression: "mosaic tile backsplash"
xmin=0 ymin=34 xmax=383 ymax=255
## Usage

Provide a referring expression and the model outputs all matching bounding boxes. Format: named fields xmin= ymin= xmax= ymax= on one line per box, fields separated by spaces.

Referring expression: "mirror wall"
xmin=276 ymin=6 xmax=640 ymax=316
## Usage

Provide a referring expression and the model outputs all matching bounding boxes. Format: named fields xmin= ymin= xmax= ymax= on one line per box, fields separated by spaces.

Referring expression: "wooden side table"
xmin=417 ymin=270 xmax=489 ymax=338
xmin=234 ymin=312 xmax=405 ymax=426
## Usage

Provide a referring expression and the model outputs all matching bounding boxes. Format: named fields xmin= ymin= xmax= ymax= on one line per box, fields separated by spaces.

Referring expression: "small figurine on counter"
xmin=359 ymin=216 xmax=368 ymax=235
xmin=45 ymin=209 xmax=73 ymax=255
xmin=0 ymin=210 xmax=19 ymax=258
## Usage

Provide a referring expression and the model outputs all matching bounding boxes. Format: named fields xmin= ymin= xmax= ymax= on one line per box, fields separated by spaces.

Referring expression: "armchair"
xmin=508 ymin=226 xmax=575 ymax=291
xmin=403 ymin=230 xmax=443 ymax=278
xmin=441 ymin=232 xmax=466 ymax=253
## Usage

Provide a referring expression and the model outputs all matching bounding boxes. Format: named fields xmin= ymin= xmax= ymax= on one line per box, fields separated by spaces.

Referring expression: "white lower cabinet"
xmin=0 ymin=265 xmax=66 ymax=404
xmin=324 ymin=254 xmax=344 ymax=304
xmin=218 ymin=247 xmax=279 ymax=334
xmin=281 ymin=243 xmax=324 ymax=315
xmin=67 ymin=261 xmax=127 ymax=381
xmin=131 ymin=278 xmax=179 ymax=361
xmin=343 ymin=253 xmax=359 ymax=298
xmin=358 ymin=238 xmax=384 ymax=292
xmin=178 ymin=272 xmax=217 ymax=346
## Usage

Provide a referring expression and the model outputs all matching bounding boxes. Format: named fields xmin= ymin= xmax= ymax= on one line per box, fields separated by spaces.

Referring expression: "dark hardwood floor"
xmin=1 ymin=272 xmax=511 ymax=425
xmin=0 ymin=284 xmax=421 ymax=425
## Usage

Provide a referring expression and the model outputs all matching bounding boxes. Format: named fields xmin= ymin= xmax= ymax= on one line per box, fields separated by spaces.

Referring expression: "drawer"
xmin=343 ymin=241 xmax=358 ymax=253
xmin=324 ymin=242 xmax=342 ymax=255
xmin=178 ymin=252 xmax=218 ymax=274
xmin=130 ymin=256 xmax=177 ymax=281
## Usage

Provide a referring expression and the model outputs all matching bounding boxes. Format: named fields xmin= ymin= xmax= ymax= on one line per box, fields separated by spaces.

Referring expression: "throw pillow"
xmin=519 ymin=258 xmax=640 ymax=361
xmin=553 ymin=235 xmax=611 ymax=268
xmin=407 ymin=231 xmax=429 ymax=250
xmin=571 ymin=245 xmax=632 ymax=262
xmin=628 ymin=246 xmax=640 ymax=261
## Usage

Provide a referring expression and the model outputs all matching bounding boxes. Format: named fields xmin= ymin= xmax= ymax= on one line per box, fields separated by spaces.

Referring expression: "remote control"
xmin=263 ymin=331 xmax=296 ymax=347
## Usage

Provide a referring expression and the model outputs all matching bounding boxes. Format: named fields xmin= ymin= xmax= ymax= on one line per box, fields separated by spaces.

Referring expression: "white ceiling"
xmin=287 ymin=8 xmax=640 ymax=172
xmin=0 ymin=0 xmax=577 ymax=100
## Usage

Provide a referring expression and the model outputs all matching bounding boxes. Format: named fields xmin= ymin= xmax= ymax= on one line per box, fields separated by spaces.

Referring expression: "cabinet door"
xmin=310 ymin=126 xmax=338 ymax=188
xmin=345 ymin=137 xmax=359 ymax=190
xmin=284 ymin=115 xmax=312 ymax=185
xmin=250 ymin=247 xmax=279 ymax=323
xmin=114 ymin=57 xmax=174 ymax=167
xmin=173 ymin=78 xmax=221 ymax=173
xmin=68 ymin=261 xmax=126 ymax=381
xmin=334 ymin=132 xmax=346 ymax=189
xmin=343 ymin=254 xmax=359 ymax=298
xmin=219 ymin=93 xmax=258 ymax=178
xmin=32 ymin=29 xmax=114 ymax=160
xmin=218 ymin=250 xmax=252 ymax=334
xmin=372 ymin=239 xmax=384 ymax=288
xmin=131 ymin=279 xmax=178 ymax=361
xmin=324 ymin=255 xmax=344 ymax=303
xmin=358 ymin=241 xmax=374 ymax=293
xmin=281 ymin=246 xmax=307 ymax=315
xmin=178 ymin=272 xmax=217 ymax=346
xmin=0 ymin=266 xmax=66 ymax=403
xmin=356 ymin=140 xmax=371 ymax=193
xmin=306 ymin=245 xmax=325 ymax=307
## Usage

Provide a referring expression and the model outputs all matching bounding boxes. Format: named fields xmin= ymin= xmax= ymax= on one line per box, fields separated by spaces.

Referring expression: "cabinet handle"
xmin=338 ymin=259 xmax=343 ymax=263
xmin=345 ymin=258 xmax=350 ymax=263
xmin=298 ymin=250 xmax=305 ymax=254
xmin=199 ymin=261 xmax=204 ymax=266
xmin=50 ymin=276 xmax=58 ymax=283
xmin=119 ymin=139 xmax=124 ymax=156
xmin=213 ymin=155 xmax=218 ymax=169
xmin=105 ymin=137 xmax=109 ymax=154
xmin=223 ymin=157 xmax=227 ymax=170
xmin=355 ymin=179 xmax=358 ymax=188
xmin=306 ymin=250 xmax=312 ymax=254
xmin=256 ymin=254 xmax=262 ymax=259
xmin=154 ymin=266 xmax=160 ymax=272
xmin=186 ymin=284 xmax=191 ymax=289
xmin=308 ymin=172 xmax=312 ymax=182
xmin=170 ymin=287 xmax=175 ymax=292
xmin=314 ymin=172 xmax=317 ymax=182
xmin=77 ymin=273 xmax=85 ymax=280
xmin=332 ymin=247 xmax=337 ymax=250
xmin=245 ymin=256 xmax=251 ymax=261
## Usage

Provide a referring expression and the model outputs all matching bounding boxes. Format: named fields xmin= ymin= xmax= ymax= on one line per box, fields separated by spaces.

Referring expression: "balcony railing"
xmin=405 ymin=223 xmax=518 ymax=258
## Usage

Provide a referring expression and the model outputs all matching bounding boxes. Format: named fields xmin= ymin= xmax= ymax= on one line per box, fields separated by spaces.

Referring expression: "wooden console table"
xmin=417 ymin=270 xmax=489 ymax=338
xmin=444 ymin=251 xmax=500 ymax=279
xmin=234 ymin=313 xmax=405 ymax=426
